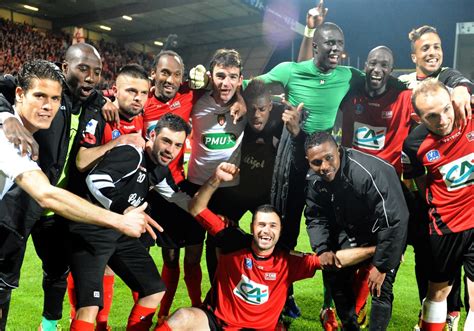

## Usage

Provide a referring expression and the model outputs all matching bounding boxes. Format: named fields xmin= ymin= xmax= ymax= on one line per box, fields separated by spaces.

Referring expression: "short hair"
xmin=411 ymin=78 xmax=450 ymax=116
xmin=242 ymin=79 xmax=270 ymax=104
xmin=408 ymin=25 xmax=439 ymax=52
xmin=209 ymin=49 xmax=242 ymax=75
xmin=154 ymin=113 xmax=191 ymax=136
xmin=313 ymin=22 xmax=344 ymax=42
xmin=251 ymin=204 xmax=281 ymax=223
xmin=117 ymin=63 xmax=149 ymax=81
xmin=152 ymin=50 xmax=184 ymax=70
xmin=17 ymin=59 xmax=64 ymax=92
xmin=304 ymin=131 xmax=338 ymax=152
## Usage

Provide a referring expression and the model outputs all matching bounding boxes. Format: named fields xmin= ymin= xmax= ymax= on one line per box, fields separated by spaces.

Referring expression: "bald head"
xmin=364 ymin=45 xmax=394 ymax=96
xmin=62 ymin=43 xmax=102 ymax=101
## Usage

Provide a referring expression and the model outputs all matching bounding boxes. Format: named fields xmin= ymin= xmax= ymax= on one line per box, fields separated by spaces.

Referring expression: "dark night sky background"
xmin=264 ymin=0 xmax=474 ymax=71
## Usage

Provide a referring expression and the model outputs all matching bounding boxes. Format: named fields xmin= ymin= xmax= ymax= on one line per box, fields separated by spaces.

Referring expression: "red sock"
xmin=127 ymin=304 xmax=156 ymax=331
xmin=96 ymin=274 xmax=115 ymax=331
xmin=420 ymin=321 xmax=446 ymax=331
xmin=184 ymin=263 xmax=202 ymax=307
xmin=158 ymin=265 xmax=180 ymax=317
xmin=132 ymin=291 xmax=140 ymax=303
xmin=71 ymin=319 xmax=94 ymax=331
xmin=353 ymin=266 xmax=370 ymax=314
xmin=67 ymin=273 xmax=77 ymax=320
xmin=154 ymin=320 xmax=172 ymax=331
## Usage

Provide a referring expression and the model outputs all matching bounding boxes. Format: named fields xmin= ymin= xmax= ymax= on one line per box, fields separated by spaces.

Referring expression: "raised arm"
xmin=297 ymin=0 xmax=328 ymax=62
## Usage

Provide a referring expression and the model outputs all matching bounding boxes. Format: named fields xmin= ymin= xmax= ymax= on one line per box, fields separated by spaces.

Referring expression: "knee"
xmin=76 ymin=306 xmax=99 ymax=322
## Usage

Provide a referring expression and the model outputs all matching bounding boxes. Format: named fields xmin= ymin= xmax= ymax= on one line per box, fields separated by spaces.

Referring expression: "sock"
xmin=353 ymin=266 xmax=370 ymax=314
xmin=184 ymin=263 xmax=202 ymax=307
xmin=322 ymin=275 xmax=334 ymax=308
xmin=70 ymin=319 xmax=94 ymax=331
xmin=132 ymin=291 xmax=140 ymax=303
xmin=127 ymin=304 xmax=156 ymax=331
xmin=41 ymin=317 xmax=58 ymax=331
xmin=158 ymin=265 xmax=180 ymax=317
xmin=67 ymin=273 xmax=77 ymax=320
xmin=464 ymin=310 xmax=474 ymax=330
xmin=154 ymin=320 xmax=172 ymax=331
xmin=420 ymin=298 xmax=446 ymax=331
xmin=96 ymin=275 xmax=115 ymax=331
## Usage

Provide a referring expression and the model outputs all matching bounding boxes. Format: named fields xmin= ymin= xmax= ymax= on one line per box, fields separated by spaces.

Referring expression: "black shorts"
xmin=429 ymin=228 xmax=474 ymax=283
xmin=146 ymin=180 xmax=205 ymax=249
xmin=69 ymin=224 xmax=166 ymax=309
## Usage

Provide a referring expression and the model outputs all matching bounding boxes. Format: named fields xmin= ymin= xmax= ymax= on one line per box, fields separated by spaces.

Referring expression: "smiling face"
xmin=250 ymin=211 xmax=281 ymax=255
xmin=411 ymin=32 xmax=443 ymax=77
xmin=15 ymin=78 xmax=62 ymax=133
xmin=63 ymin=48 xmax=102 ymax=101
xmin=151 ymin=127 xmax=186 ymax=166
xmin=113 ymin=74 xmax=150 ymax=119
xmin=365 ymin=47 xmax=394 ymax=97
xmin=211 ymin=64 xmax=242 ymax=106
xmin=306 ymin=141 xmax=341 ymax=182
xmin=313 ymin=26 xmax=344 ymax=72
xmin=151 ymin=54 xmax=183 ymax=102
xmin=414 ymin=87 xmax=454 ymax=137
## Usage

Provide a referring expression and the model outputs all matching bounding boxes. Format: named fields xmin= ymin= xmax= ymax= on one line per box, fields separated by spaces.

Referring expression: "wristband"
xmin=304 ymin=26 xmax=315 ymax=38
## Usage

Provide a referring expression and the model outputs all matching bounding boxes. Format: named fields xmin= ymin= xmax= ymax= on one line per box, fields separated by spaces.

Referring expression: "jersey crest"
xmin=233 ymin=274 xmax=269 ymax=305
xmin=439 ymin=153 xmax=474 ymax=191
xmin=353 ymin=122 xmax=387 ymax=150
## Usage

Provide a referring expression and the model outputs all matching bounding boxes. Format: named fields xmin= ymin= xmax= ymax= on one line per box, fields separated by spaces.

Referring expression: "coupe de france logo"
xmin=353 ymin=122 xmax=386 ymax=150
xmin=426 ymin=150 xmax=440 ymax=162
xmin=439 ymin=153 xmax=474 ymax=191
xmin=233 ymin=274 xmax=269 ymax=305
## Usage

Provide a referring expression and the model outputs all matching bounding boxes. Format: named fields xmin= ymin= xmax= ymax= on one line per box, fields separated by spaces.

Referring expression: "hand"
xmin=217 ymin=214 xmax=238 ymax=228
xmin=451 ymin=86 xmax=472 ymax=127
xmin=3 ymin=117 xmax=39 ymax=160
xmin=189 ymin=64 xmax=209 ymax=89
xmin=214 ymin=162 xmax=239 ymax=182
xmin=117 ymin=133 xmax=145 ymax=149
xmin=101 ymin=99 xmax=121 ymax=128
xmin=307 ymin=0 xmax=328 ymax=29
xmin=122 ymin=202 xmax=163 ymax=238
xmin=318 ymin=251 xmax=342 ymax=270
xmin=229 ymin=91 xmax=247 ymax=125
xmin=281 ymin=99 xmax=303 ymax=137
xmin=368 ymin=266 xmax=386 ymax=297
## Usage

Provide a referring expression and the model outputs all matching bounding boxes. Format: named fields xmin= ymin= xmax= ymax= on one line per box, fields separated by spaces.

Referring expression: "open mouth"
xmin=163 ymin=85 xmax=175 ymax=93
xmin=370 ymin=74 xmax=383 ymax=82
xmin=328 ymin=54 xmax=339 ymax=64
xmin=80 ymin=86 xmax=94 ymax=97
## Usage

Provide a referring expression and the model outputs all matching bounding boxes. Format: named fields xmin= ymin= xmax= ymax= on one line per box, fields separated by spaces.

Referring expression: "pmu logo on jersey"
xmin=425 ymin=149 xmax=440 ymax=162
xmin=439 ymin=153 xmax=474 ymax=191
xmin=202 ymin=133 xmax=237 ymax=150
xmin=353 ymin=122 xmax=386 ymax=150
xmin=233 ymin=274 xmax=269 ymax=305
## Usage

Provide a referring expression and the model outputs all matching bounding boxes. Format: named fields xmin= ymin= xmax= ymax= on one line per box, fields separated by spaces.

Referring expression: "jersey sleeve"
xmin=150 ymin=168 xmax=191 ymax=211
xmin=349 ymin=67 xmax=366 ymax=90
xmin=438 ymin=68 xmax=474 ymax=93
xmin=242 ymin=62 xmax=293 ymax=89
xmin=402 ymin=127 xmax=428 ymax=179
xmin=288 ymin=251 xmax=321 ymax=282
xmin=0 ymin=130 xmax=40 ymax=180
xmin=85 ymin=144 xmax=141 ymax=212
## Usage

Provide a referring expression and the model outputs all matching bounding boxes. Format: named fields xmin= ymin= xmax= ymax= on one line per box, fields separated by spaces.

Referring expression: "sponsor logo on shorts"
xmin=264 ymin=272 xmax=276 ymax=280
xmin=93 ymin=291 xmax=100 ymax=298
xmin=353 ymin=122 xmax=386 ymax=150
xmin=233 ymin=274 xmax=269 ymax=305
xmin=425 ymin=149 xmax=440 ymax=162
xmin=202 ymin=133 xmax=237 ymax=150
xmin=244 ymin=258 xmax=252 ymax=269
xmin=439 ymin=153 xmax=474 ymax=191
xmin=111 ymin=129 xmax=121 ymax=140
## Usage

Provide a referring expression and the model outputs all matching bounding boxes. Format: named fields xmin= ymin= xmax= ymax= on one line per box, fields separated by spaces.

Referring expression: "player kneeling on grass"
xmin=156 ymin=162 xmax=376 ymax=331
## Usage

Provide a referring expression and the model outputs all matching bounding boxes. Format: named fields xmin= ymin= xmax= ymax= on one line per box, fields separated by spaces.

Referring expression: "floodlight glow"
xmin=99 ymin=25 xmax=112 ymax=31
xmin=23 ymin=5 xmax=39 ymax=11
